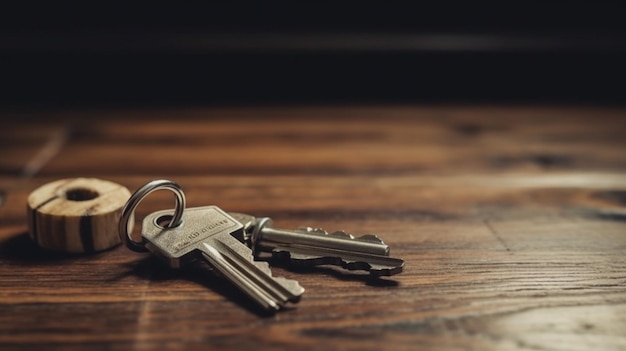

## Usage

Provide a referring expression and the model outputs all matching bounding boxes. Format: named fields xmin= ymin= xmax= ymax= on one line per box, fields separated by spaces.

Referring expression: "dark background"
xmin=2 ymin=1 xmax=625 ymax=108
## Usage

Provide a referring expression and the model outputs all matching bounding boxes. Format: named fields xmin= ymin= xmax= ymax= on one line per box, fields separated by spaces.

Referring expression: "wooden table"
xmin=1 ymin=105 xmax=625 ymax=350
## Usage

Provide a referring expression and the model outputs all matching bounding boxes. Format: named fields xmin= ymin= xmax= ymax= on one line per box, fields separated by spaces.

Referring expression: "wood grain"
xmin=27 ymin=178 xmax=130 ymax=253
xmin=1 ymin=106 xmax=625 ymax=351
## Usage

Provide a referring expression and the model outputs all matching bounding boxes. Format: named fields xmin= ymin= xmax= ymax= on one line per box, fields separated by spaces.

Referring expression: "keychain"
xmin=26 ymin=178 xmax=403 ymax=313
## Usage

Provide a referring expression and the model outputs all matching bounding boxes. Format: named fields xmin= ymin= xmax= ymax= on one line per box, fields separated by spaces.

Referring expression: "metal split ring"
xmin=118 ymin=179 xmax=186 ymax=252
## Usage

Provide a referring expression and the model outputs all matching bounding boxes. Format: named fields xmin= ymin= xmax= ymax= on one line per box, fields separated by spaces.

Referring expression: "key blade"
xmin=215 ymin=237 xmax=305 ymax=299
xmin=201 ymin=235 xmax=304 ymax=311
xmin=296 ymin=227 xmax=356 ymax=240
xmin=272 ymin=245 xmax=404 ymax=277
xmin=258 ymin=227 xmax=390 ymax=256
xmin=201 ymin=243 xmax=281 ymax=311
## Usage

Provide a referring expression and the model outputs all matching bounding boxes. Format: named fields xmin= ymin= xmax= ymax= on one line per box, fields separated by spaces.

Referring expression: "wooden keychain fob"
xmin=27 ymin=178 xmax=131 ymax=253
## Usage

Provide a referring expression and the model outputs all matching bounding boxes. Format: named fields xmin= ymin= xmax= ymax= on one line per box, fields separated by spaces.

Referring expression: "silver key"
xmin=141 ymin=206 xmax=304 ymax=312
xmin=230 ymin=212 xmax=404 ymax=277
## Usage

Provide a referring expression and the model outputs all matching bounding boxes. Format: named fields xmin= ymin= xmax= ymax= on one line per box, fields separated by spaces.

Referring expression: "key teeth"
xmin=295 ymin=227 xmax=357 ymax=240
xmin=329 ymin=230 xmax=354 ymax=239
xmin=295 ymin=227 xmax=382 ymax=244
xmin=251 ymin=260 xmax=273 ymax=276
xmin=273 ymin=277 xmax=305 ymax=300
xmin=279 ymin=250 xmax=311 ymax=261
xmin=356 ymin=234 xmax=386 ymax=245
xmin=272 ymin=247 xmax=404 ymax=277
xmin=343 ymin=261 xmax=404 ymax=277
xmin=295 ymin=227 xmax=327 ymax=235
xmin=248 ymin=256 xmax=305 ymax=298
xmin=209 ymin=240 xmax=305 ymax=305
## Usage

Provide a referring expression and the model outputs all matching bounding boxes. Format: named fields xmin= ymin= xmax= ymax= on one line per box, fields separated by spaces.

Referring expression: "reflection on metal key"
xmin=142 ymin=206 xmax=304 ymax=312
xmin=229 ymin=212 xmax=404 ymax=277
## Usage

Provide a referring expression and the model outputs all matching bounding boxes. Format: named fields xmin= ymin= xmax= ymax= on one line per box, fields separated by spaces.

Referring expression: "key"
xmin=140 ymin=206 xmax=304 ymax=312
xmin=229 ymin=212 xmax=404 ymax=277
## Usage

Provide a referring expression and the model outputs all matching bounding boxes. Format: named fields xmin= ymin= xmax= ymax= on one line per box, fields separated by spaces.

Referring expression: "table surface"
xmin=1 ymin=105 xmax=625 ymax=351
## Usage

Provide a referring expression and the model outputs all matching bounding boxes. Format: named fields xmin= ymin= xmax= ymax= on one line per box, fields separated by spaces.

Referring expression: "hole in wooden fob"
xmin=65 ymin=187 xmax=99 ymax=201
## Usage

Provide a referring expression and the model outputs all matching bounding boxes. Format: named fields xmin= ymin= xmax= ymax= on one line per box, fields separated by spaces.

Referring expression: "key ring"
xmin=118 ymin=179 xmax=186 ymax=252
